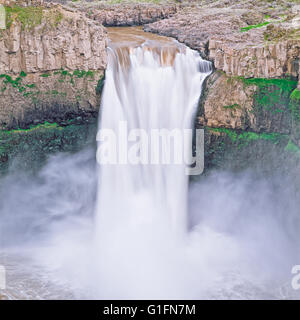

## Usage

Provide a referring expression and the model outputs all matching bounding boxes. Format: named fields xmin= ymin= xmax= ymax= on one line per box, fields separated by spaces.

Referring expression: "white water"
xmin=91 ymin=38 xmax=212 ymax=298
xmin=0 ymin=28 xmax=300 ymax=299
xmin=96 ymin=44 xmax=211 ymax=238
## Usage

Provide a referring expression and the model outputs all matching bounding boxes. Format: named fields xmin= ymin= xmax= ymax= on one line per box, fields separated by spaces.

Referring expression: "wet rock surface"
xmin=0 ymin=117 xmax=97 ymax=174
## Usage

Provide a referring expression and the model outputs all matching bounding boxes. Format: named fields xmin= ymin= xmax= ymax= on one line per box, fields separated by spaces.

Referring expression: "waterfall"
xmin=1 ymin=28 xmax=299 ymax=300
xmin=95 ymin=32 xmax=212 ymax=238
xmin=90 ymin=29 xmax=212 ymax=297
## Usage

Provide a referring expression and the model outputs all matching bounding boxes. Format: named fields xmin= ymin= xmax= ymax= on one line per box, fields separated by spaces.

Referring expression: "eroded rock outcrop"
xmin=66 ymin=1 xmax=178 ymax=26
xmin=146 ymin=2 xmax=300 ymax=79
xmin=200 ymin=72 xmax=296 ymax=134
xmin=200 ymin=72 xmax=257 ymax=131
xmin=92 ymin=3 xmax=177 ymax=26
xmin=0 ymin=3 xmax=107 ymax=129
xmin=146 ymin=1 xmax=300 ymax=149
xmin=2 ymin=0 xmax=44 ymax=6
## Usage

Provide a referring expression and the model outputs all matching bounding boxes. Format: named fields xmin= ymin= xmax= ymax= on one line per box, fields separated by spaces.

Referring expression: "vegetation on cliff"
xmin=0 ymin=2 xmax=107 ymax=130
xmin=0 ymin=0 xmax=299 ymax=173
xmin=243 ymin=78 xmax=297 ymax=115
xmin=285 ymin=140 xmax=300 ymax=155
xmin=0 ymin=70 xmax=104 ymax=119
xmin=0 ymin=119 xmax=97 ymax=173
xmin=4 ymin=5 xmax=63 ymax=30
xmin=5 ymin=6 xmax=43 ymax=29
xmin=240 ymin=21 xmax=270 ymax=32
xmin=207 ymin=127 xmax=287 ymax=147
xmin=289 ymin=89 xmax=300 ymax=122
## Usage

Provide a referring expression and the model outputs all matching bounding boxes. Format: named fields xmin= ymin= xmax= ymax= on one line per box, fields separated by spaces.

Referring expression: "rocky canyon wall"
xmin=1 ymin=0 xmax=300 ymax=173
xmin=1 ymin=1 xmax=44 ymax=6
xmin=145 ymin=1 xmax=300 ymax=160
xmin=58 ymin=1 xmax=178 ymax=26
xmin=0 ymin=3 xmax=107 ymax=129
xmin=90 ymin=3 xmax=178 ymax=26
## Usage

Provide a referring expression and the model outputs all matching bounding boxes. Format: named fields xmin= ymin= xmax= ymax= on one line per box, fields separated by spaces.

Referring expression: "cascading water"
xmin=1 ymin=27 xmax=300 ymax=300
xmin=95 ymin=28 xmax=212 ymax=239
xmin=91 ymin=27 xmax=212 ymax=298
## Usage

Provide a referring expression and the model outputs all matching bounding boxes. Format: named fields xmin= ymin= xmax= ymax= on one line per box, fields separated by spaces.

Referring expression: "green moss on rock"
xmin=207 ymin=127 xmax=287 ymax=147
xmin=96 ymin=74 xmax=105 ymax=95
xmin=223 ymin=103 xmax=241 ymax=110
xmin=0 ymin=71 xmax=33 ymax=95
xmin=241 ymin=21 xmax=270 ymax=32
xmin=243 ymin=78 xmax=297 ymax=116
xmin=5 ymin=6 xmax=43 ymax=30
xmin=285 ymin=140 xmax=300 ymax=156
xmin=0 ymin=69 xmax=100 ymax=104
xmin=243 ymin=78 xmax=297 ymax=92
xmin=0 ymin=119 xmax=97 ymax=173
xmin=203 ymin=126 xmax=300 ymax=174
xmin=289 ymin=89 xmax=300 ymax=122
xmin=4 ymin=5 xmax=64 ymax=31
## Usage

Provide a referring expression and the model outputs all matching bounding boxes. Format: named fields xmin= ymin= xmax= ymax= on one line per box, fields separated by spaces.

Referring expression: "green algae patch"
xmin=225 ymin=76 xmax=297 ymax=113
xmin=290 ymin=88 xmax=300 ymax=101
xmin=223 ymin=104 xmax=241 ymax=110
xmin=240 ymin=15 xmax=286 ymax=34
xmin=243 ymin=78 xmax=297 ymax=92
xmin=238 ymin=131 xmax=284 ymax=145
xmin=0 ymin=71 xmax=31 ymax=94
xmin=289 ymin=89 xmax=300 ymax=122
xmin=207 ymin=127 xmax=287 ymax=148
xmin=96 ymin=75 xmax=105 ymax=95
xmin=1 ymin=121 xmax=60 ymax=135
xmin=207 ymin=127 xmax=238 ymax=142
xmin=0 ymin=69 xmax=101 ymax=104
xmin=243 ymin=78 xmax=297 ymax=115
xmin=0 ymin=119 xmax=97 ymax=173
xmin=0 ymin=122 xmax=60 ymax=163
xmin=285 ymin=140 xmax=300 ymax=156
xmin=241 ymin=21 xmax=270 ymax=32
xmin=54 ymin=69 xmax=96 ymax=85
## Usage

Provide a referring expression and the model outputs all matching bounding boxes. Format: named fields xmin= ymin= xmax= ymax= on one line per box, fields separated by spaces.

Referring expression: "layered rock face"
xmin=209 ymin=33 xmax=300 ymax=80
xmin=0 ymin=3 xmax=107 ymax=129
xmin=145 ymin=0 xmax=300 ymax=152
xmin=1 ymin=0 xmax=44 ymax=6
xmin=1 ymin=0 xmax=299 ymax=172
xmin=92 ymin=3 xmax=177 ymax=26
xmin=200 ymin=72 xmax=296 ymax=133
xmin=67 ymin=1 xmax=178 ymax=27
xmin=145 ymin=2 xmax=300 ymax=79
xmin=0 ymin=118 xmax=97 ymax=173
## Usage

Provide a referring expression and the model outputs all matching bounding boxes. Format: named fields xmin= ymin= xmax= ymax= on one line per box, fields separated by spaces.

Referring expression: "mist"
xmin=1 ymin=27 xmax=299 ymax=301
xmin=0 ymin=149 xmax=299 ymax=299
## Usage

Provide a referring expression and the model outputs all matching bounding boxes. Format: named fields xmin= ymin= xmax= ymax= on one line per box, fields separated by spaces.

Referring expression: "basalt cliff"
xmin=143 ymin=0 xmax=300 ymax=173
xmin=1 ymin=0 xmax=300 ymax=174
xmin=0 ymin=2 xmax=107 ymax=130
